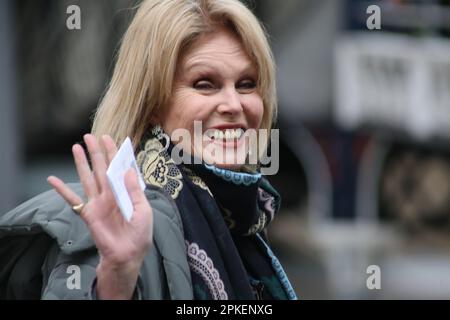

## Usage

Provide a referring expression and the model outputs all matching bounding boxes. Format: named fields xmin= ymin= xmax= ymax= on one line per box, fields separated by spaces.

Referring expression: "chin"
xmin=212 ymin=162 xmax=244 ymax=171
xmin=203 ymin=151 xmax=249 ymax=171
xmin=191 ymin=140 xmax=252 ymax=171
xmin=201 ymin=146 xmax=249 ymax=171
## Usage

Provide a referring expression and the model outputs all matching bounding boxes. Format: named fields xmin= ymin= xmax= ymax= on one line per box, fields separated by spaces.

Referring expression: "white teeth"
xmin=209 ymin=128 xmax=245 ymax=141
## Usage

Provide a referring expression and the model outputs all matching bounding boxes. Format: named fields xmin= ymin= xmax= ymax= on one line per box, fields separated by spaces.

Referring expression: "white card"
xmin=106 ymin=137 xmax=146 ymax=222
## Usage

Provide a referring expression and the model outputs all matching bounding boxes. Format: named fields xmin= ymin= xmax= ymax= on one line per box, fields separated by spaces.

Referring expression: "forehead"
xmin=180 ymin=29 xmax=255 ymax=71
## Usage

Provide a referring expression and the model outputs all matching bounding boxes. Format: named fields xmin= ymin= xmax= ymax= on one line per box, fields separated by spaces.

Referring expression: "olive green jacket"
xmin=0 ymin=184 xmax=193 ymax=300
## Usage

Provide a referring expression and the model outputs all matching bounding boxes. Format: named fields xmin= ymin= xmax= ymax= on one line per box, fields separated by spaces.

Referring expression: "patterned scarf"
xmin=136 ymin=128 xmax=297 ymax=300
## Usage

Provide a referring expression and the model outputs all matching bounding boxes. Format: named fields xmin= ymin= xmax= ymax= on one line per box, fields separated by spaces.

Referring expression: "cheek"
xmin=161 ymin=91 xmax=199 ymax=133
xmin=243 ymin=94 xmax=264 ymax=128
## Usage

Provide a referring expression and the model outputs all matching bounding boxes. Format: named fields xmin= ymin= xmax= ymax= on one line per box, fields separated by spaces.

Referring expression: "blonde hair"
xmin=92 ymin=0 xmax=277 ymax=156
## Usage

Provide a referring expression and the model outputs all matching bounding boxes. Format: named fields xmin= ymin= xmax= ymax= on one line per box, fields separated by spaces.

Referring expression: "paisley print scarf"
xmin=136 ymin=128 xmax=297 ymax=300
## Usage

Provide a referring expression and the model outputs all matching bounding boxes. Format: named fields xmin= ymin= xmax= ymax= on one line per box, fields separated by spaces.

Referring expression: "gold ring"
xmin=72 ymin=203 xmax=85 ymax=215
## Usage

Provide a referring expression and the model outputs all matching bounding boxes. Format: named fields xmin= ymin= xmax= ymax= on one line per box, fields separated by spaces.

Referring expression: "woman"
xmin=0 ymin=0 xmax=296 ymax=300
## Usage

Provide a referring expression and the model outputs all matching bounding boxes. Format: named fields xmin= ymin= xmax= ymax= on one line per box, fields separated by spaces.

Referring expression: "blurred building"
xmin=256 ymin=0 xmax=450 ymax=299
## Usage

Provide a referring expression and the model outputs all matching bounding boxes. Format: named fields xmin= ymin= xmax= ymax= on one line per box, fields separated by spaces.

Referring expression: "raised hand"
xmin=47 ymin=134 xmax=153 ymax=299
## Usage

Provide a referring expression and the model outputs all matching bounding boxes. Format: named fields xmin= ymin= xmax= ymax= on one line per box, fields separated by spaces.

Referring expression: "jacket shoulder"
xmin=0 ymin=183 xmax=193 ymax=299
xmin=0 ymin=184 xmax=185 ymax=254
xmin=0 ymin=184 xmax=91 ymax=254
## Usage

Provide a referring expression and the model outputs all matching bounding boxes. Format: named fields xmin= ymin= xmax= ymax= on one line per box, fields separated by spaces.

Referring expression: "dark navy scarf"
xmin=136 ymin=129 xmax=297 ymax=300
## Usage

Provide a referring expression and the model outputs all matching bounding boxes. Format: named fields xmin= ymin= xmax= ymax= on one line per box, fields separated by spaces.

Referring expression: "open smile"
xmin=204 ymin=128 xmax=247 ymax=148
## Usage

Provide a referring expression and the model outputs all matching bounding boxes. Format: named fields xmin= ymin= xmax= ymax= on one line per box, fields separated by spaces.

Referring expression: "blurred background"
xmin=2 ymin=0 xmax=450 ymax=299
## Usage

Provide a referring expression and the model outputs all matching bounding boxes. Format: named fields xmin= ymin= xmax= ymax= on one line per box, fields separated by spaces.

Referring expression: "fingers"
xmin=72 ymin=143 xmax=99 ymax=198
xmin=124 ymin=169 xmax=147 ymax=209
xmin=84 ymin=134 xmax=109 ymax=194
xmin=47 ymin=176 xmax=84 ymax=206
xmin=100 ymin=135 xmax=118 ymax=166
xmin=70 ymin=134 xmax=117 ymax=201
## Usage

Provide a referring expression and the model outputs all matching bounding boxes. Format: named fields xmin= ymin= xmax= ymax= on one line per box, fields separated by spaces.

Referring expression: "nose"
xmin=216 ymin=86 xmax=243 ymax=116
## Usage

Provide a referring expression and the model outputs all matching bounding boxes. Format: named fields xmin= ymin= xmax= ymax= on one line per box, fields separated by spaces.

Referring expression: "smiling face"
xmin=158 ymin=28 xmax=264 ymax=170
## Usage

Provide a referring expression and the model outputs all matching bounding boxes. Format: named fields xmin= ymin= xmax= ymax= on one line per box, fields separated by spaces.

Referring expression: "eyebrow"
xmin=184 ymin=61 xmax=257 ymax=75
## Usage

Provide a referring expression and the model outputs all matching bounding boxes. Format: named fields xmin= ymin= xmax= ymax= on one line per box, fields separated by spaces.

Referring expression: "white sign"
xmin=106 ymin=137 xmax=146 ymax=222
